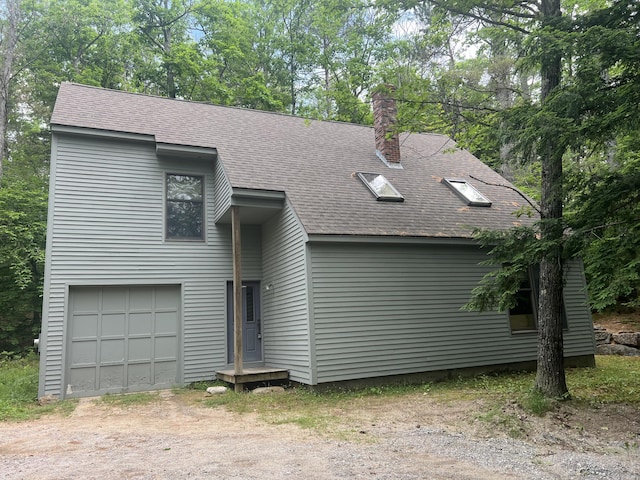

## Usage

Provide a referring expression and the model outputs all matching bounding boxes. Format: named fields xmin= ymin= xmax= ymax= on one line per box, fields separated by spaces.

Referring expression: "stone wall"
xmin=594 ymin=326 xmax=640 ymax=356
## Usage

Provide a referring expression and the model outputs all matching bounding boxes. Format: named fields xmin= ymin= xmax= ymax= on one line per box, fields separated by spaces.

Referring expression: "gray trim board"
xmin=305 ymin=242 xmax=317 ymax=385
xmin=233 ymin=188 xmax=287 ymax=201
xmin=212 ymin=158 xmax=233 ymax=223
xmin=215 ymin=189 xmax=286 ymax=225
xmin=38 ymin=134 xmax=59 ymax=398
xmin=51 ymin=125 xmax=155 ymax=144
xmin=306 ymin=234 xmax=479 ymax=246
xmin=156 ymin=143 xmax=217 ymax=159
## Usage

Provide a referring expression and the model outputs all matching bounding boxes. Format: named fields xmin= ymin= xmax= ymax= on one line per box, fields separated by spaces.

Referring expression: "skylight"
xmin=357 ymin=172 xmax=404 ymax=202
xmin=442 ymin=178 xmax=492 ymax=207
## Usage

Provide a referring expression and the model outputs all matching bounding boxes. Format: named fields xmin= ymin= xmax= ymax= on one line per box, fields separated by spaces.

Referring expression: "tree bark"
xmin=534 ymin=0 xmax=568 ymax=398
xmin=0 ymin=0 xmax=20 ymax=184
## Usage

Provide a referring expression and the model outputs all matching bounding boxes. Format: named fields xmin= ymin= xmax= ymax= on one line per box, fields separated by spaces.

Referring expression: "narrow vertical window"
xmin=509 ymin=269 xmax=537 ymax=331
xmin=166 ymin=174 xmax=204 ymax=240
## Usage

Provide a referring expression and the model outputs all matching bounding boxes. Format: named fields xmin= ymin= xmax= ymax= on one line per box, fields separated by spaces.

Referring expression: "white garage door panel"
xmin=67 ymin=286 xmax=180 ymax=397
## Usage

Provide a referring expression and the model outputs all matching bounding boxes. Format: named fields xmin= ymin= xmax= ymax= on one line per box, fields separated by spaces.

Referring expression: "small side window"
xmin=510 ymin=270 xmax=537 ymax=331
xmin=166 ymin=174 xmax=204 ymax=240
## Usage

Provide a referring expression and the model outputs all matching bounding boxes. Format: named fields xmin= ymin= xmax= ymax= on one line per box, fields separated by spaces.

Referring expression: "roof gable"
xmin=51 ymin=83 xmax=536 ymax=238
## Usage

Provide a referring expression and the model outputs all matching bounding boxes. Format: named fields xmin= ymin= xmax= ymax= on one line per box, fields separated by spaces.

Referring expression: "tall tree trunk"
xmin=164 ymin=27 xmax=176 ymax=99
xmin=535 ymin=0 xmax=568 ymax=398
xmin=0 ymin=0 xmax=20 ymax=184
xmin=490 ymin=42 xmax=514 ymax=180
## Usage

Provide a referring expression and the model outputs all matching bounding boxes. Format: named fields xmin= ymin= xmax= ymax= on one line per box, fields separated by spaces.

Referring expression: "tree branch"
xmin=399 ymin=97 xmax=501 ymax=113
xmin=428 ymin=0 xmax=533 ymax=34
xmin=469 ymin=174 xmax=542 ymax=214
xmin=576 ymin=219 xmax=639 ymax=237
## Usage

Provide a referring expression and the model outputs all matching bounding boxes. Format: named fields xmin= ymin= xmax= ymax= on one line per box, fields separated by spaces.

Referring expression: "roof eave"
xmin=51 ymin=124 xmax=155 ymax=143
xmin=306 ymin=234 xmax=480 ymax=246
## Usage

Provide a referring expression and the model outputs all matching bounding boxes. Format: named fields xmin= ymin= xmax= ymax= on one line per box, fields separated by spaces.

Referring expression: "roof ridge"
xmin=62 ymin=83 xmax=453 ymax=139
xmin=61 ymin=82 xmax=378 ymax=130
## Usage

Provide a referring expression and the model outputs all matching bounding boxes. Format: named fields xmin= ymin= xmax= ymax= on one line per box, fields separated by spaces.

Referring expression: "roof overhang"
xmin=51 ymin=124 xmax=155 ymax=143
xmin=216 ymin=188 xmax=286 ymax=225
xmin=52 ymin=125 xmax=218 ymax=160
xmin=155 ymin=142 xmax=217 ymax=160
xmin=306 ymin=234 xmax=479 ymax=246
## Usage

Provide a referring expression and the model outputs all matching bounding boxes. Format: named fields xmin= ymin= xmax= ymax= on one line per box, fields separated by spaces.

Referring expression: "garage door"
xmin=66 ymin=285 xmax=180 ymax=397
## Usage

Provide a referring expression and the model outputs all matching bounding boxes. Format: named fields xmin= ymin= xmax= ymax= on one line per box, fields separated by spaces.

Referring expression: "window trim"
xmin=357 ymin=172 xmax=404 ymax=202
xmin=441 ymin=177 xmax=492 ymax=207
xmin=165 ymin=173 xmax=205 ymax=242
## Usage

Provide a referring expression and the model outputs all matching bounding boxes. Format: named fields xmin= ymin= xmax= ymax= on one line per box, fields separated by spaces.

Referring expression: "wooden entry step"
xmin=216 ymin=367 xmax=289 ymax=391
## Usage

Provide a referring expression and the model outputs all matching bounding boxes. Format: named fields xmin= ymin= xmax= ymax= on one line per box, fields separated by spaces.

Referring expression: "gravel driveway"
xmin=1 ymin=390 xmax=638 ymax=480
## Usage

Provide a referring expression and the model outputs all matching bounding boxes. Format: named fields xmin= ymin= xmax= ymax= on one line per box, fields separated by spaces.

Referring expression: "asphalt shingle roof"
xmin=51 ymin=82 xmax=536 ymax=239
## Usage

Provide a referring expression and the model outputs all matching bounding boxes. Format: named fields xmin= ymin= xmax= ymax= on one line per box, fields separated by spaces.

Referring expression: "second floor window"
xmin=166 ymin=174 xmax=204 ymax=240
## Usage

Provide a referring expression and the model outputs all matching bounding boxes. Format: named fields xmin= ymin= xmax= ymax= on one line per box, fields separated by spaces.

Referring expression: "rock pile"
xmin=594 ymin=326 xmax=640 ymax=356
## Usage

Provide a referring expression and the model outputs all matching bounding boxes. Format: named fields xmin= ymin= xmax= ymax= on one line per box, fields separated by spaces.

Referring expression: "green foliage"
xmin=36 ymin=0 xmax=131 ymax=87
xmin=463 ymin=225 xmax=546 ymax=312
xmin=396 ymin=0 xmax=640 ymax=315
xmin=565 ymin=139 xmax=640 ymax=310
xmin=567 ymin=356 xmax=640 ymax=406
xmin=567 ymin=1 xmax=640 ymax=146
xmin=0 ymin=181 xmax=47 ymax=354
xmin=192 ymin=0 xmax=286 ymax=109
xmin=0 ymin=354 xmax=75 ymax=421
xmin=133 ymin=0 xmax=194 ymax=98
xmin=0 ymin=354 xmax=39 ymax=411
xmin=521 ymin=389 xmax=554 ymax=416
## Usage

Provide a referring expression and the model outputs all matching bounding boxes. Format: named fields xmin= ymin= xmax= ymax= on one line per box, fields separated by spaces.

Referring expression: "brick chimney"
xmin=372 ymin=85 xmax=400 ymax=164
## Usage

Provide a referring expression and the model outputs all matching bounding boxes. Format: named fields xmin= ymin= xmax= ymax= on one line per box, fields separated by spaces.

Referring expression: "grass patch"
xmin=186 ymin=383 xmax=424 ymax=437
xmin=3 ymin=353 xmax=638 ymax=431
xmin=199 ymin=386 xmax=357 ymax=432
xmin=99 ymin=391 xmax=162 ymax=407
xmin=186 ymin=356 xmax=640 ymax=437
xmin=0 ymin=354 xmax=75 ymax=421
xmin=521 ymin=389 xmax=554 ymax=416
xmin=567 ymin=356 xmax=640 ymax=405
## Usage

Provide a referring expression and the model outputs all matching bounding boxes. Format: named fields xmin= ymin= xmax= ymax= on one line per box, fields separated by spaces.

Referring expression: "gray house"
xmin=38 ymin=83 xmax=595 ymax=399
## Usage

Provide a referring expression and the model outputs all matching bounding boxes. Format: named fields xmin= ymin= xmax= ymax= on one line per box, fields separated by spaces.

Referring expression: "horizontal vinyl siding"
xmin=310 ymin=244 xmax=595 ymax=383
xmin=241 ymin=225 xmax=263 ymax=281
xmin=212 ymin=158 xmax=232 ymax=221
xmin=41 ymin=135 xmax=253 ymax=397
xmin=563 ymin=259 xmax=596 ymax=356
xmin=261 ymin=203 xmax=310 ymax=383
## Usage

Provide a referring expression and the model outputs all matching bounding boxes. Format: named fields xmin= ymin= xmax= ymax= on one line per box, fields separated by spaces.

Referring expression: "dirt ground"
xmin=593 ymin=310 xmax=640 ymax=333
xmin=1 ymin=390 xmax=639 ymax=480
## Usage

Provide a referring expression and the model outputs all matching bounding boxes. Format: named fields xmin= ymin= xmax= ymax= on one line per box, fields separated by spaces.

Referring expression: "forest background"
xmin=0 ymin=0 xmax=638 ymax=364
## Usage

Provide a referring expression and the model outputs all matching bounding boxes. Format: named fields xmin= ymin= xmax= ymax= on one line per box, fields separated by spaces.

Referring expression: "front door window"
xmin=227 ymin=281 xmax=262 ymax=363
